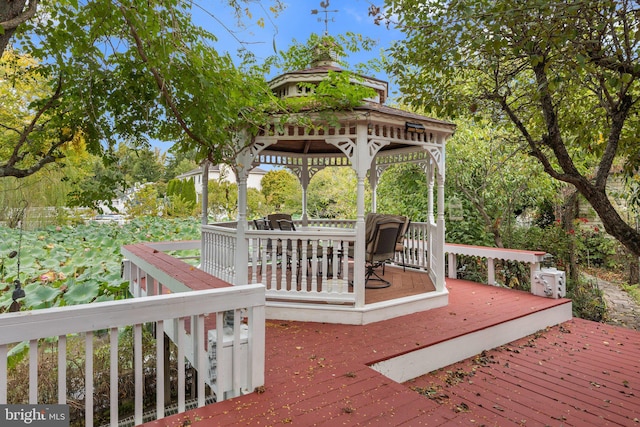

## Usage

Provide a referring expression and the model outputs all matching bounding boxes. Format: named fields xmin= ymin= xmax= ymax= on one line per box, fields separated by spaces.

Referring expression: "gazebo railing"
xmin=247 ymin=228 xmax=356 ymax=305
xmin=201 ymin=219 xmax=441 ymax=304
xmin=202 ymin=223 xmax=238 ymax=284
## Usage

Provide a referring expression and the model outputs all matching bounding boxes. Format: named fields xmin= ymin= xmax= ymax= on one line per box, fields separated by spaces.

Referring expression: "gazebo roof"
xmin=258 ymin=58 xmax=454 ymax=160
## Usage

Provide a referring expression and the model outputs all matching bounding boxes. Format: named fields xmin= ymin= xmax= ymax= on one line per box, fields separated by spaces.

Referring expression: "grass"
xmin=620 ymin=283 xmax=640 ymax=305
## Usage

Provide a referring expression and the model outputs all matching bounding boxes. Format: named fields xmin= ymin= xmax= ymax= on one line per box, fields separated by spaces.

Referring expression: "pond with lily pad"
xmin=0 ymin=217 xmax=201 ymax=311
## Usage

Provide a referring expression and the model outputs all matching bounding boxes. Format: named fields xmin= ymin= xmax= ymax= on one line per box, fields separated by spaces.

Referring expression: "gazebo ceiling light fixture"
xmin=405 ymin=122 xmax=426 ymax=134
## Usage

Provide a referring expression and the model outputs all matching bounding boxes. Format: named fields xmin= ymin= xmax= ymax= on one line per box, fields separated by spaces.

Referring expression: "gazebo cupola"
xmin=267 ymin=39 xmax=387 ymax=105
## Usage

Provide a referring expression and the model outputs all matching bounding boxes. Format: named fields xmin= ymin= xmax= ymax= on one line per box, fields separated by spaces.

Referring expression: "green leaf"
xmin=63 ymin=282 xmax=99 ymax=305
xmin=8 ymin=341 xmax=29 ymax=369
xmin=24 ymin=285 xmax=61 ymax=309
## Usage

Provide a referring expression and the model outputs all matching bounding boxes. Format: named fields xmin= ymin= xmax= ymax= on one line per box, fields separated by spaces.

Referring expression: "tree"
xmin=1 ymin=0 xmax=283 ymax=202
xmin=124 ymin=184 xmax=161 ymax=218
xmin=378 ymin=0 xmax=640 ymax=257
xmin=130 ymin=148 xmax=166 ymax=184
xmin=208 ymin=179 xmax=237 ymax=221
xmin=260 ymin=169 xmax=301 ymax=214
xmin=446 ymin=117 xmax=557 ymax=248
xmin=307 ymin=167 xmax=358 ymax=219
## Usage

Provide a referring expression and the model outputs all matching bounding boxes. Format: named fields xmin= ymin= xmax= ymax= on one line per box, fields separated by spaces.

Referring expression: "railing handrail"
xmin=445 ymin=242 xmax=547 ymax=263
xmin=0 ymin=286 xmax=264 ymax=345
xmin=246 ymin=228 xmax=356 ymax=239
xmin=145 ymin=240 xmax=200 ymax=251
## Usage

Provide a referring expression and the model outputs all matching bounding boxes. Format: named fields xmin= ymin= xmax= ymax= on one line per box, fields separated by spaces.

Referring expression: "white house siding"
xmin=175 ymin=164 xmax=266 ymax=195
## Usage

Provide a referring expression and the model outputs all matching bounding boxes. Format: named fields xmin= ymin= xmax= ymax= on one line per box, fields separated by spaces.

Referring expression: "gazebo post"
xmin=435 ymin=136 xmax=447 ymax=292
xmin=233 ymin=137 xmax=253 ymax=286
xmin=369 ymin=162 xmax=379 ymax=213
xmin=352 ymin=123 xmax=372 ymax=307
xmin=301 ymin=161 xmax=309 ymax=226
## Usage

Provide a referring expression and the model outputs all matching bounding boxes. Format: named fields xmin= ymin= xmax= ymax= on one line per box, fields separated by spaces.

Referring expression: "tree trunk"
xmin=0 ymin=0 xmax=30 ymax=56
xmin=629 ymin=255 xmax=639 ymax=285
xmin=575 ymin=180 xmax=640 ymax=258
xmin=561 ymin=191 xmax=579 ymax=282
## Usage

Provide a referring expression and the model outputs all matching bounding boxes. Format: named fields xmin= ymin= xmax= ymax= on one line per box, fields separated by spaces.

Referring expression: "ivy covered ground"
xmin=0 ymin=217 xmax=201 ymax=311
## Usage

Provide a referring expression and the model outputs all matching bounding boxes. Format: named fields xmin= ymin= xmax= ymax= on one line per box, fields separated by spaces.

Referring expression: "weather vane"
xmin=311 ymin=1 xmax=339 ymax=36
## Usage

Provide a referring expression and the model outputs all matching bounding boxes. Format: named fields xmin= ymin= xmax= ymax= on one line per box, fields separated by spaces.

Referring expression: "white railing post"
xmin=134 ymin=323 xmax=143 ymax=425
xmin=109 ymin=328 xmax=118 ymax=427
xmin=448 ymin=252 xmax=457 ymax=279
xmin=29 ymin=339 xmax=37 ymax=404
xmin=156 ymin=320 xmax=165 ymax=419
xmin=487 ymin=258 xmax=495 ymax=286
xmin=58 ymin=335 xmax=66 ymax=404
xmin=85 ymin=331 xmax=94 ymax=427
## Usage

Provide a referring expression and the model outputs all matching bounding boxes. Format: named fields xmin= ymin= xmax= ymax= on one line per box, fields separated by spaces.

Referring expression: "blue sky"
xmin=156 ymin=1 xmax=402 ymax=153
xmin=201 ymin=0 xmax=399 ymax=73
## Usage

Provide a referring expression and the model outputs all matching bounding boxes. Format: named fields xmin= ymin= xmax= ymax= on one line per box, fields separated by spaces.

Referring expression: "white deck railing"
xmin=201 ymin=219 xmax=438 ymax=305
xmin=201 ymin=223 xmax=238 ymax=284
xmin=248 ymin=227 xmax=356 ymax=304
xmin=445 ymin=243 xmax=548 ymax=289
xmin=0 ymin=286 xmax=265 ymax=427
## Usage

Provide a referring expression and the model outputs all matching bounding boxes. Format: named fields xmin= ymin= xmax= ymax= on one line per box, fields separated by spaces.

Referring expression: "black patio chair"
xmin=365 ymin=218 xmax=404 ymax=288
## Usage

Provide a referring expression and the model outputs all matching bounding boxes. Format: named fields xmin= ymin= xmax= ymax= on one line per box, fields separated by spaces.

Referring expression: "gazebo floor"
xmin=138 ymin=279 xmax=620 ymax=427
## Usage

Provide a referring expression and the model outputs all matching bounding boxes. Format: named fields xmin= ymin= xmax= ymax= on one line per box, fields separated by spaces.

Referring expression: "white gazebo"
xmin=200 ymin=54 xmax=456 ymax=324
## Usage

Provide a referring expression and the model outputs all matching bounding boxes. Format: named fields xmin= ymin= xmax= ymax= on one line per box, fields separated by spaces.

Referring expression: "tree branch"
xmin=530 ymin=60 xmax=589 ymax=186
xmin=8 ymin=73 xmax=64 ymax=167
xmin=118 ymin=5 xmax=208 ymax=148
xmin=0 ymin=0 xmax=38 ymax=31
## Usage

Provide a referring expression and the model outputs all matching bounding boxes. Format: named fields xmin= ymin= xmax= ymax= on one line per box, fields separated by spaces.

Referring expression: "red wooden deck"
xmin=135 ymin=278 xmax=640 ymax=427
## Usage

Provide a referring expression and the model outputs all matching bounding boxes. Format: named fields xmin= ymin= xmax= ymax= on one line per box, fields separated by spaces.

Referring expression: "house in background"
xmin=175 ymin=163 xmax=267 ymax=199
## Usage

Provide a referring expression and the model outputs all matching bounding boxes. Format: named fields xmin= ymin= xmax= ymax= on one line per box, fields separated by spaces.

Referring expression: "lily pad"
xmin=24 ymin=284 xmax=61 ymax=309
xmin=63 ymin=282 xmax=100 ymax=305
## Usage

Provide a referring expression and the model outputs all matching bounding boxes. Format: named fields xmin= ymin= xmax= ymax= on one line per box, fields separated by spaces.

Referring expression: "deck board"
xmin=139 ymin=277 xmax=628 ymax=427
xmin=406 ymin=318 xmax=640 ymax=426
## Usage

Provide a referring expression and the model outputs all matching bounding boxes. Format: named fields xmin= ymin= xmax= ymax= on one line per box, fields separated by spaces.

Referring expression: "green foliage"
xmin=377 ymin=164 xmax=428 ymax=221
xmin=445 ymin=116 xmax=557 ymax=248
xmin=260 ymin=169 xmax=301 ymax=214
xmin=0 ymin=217 xmax=200 ymax=313
xmin=282 ymin=71 xmax=377 ymax=115
xmin=568 ymin=276 xmax=607 ymax=322
xmin=572 ymin=220 xmax=620 ymax=269
xmin=1 ymin=0 xmax=285 ymax=202
xmin=385 ymin=0 xmax=640 ymax=256
xmin=166 ymin=194 xmax=198 ymax=218
xmin=620 ymin=283 xmax=640 ymax=306
xmin=184 ymin=177 xmax=197 ymax=207
xmin=124 ymin=184 xmax=161 ymax=218
xmin=445 ymin=198 xmax=494 ymax=247
xmin=307 ymin=167 xmax=358 ymax=219
xmin=128 ymin=147 xmax=166 ymax=184
xmin=262 ymin=33 xmax=378 ymax=74
xmin=247 ymin=187 xmax=269 ymax=219
xmin=165 ymin=156 xmax=198 ymax=181
xmin=207 ymin=179 xmax=238 ymax=221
